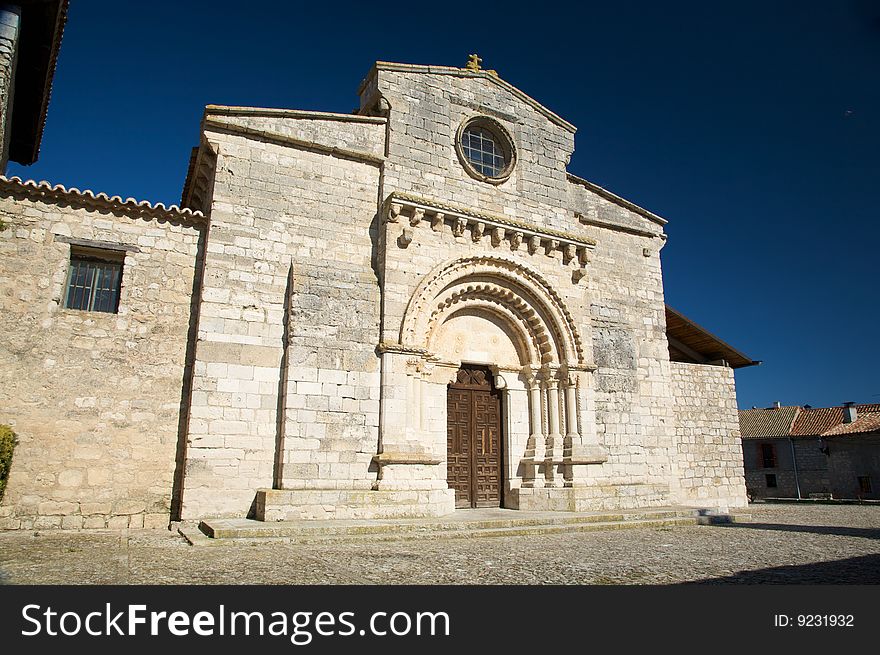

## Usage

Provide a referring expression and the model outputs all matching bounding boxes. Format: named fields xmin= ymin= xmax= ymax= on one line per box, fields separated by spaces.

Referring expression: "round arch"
xmin=399 ymin=255 xmax=584 ymax=367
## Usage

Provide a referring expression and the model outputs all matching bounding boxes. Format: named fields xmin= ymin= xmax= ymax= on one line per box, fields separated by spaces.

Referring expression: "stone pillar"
xmin=564 ymin=377 xmax=579 ymax=442
xmin=565 ymin=368 xmax=608 ymax=485
xmin=545 ymin=370 xmax=563 ymax=486
xmin=0 ymin=5 xmax=21 ymax=174
xmin=524 ymin=370 xmax=544 ymax=488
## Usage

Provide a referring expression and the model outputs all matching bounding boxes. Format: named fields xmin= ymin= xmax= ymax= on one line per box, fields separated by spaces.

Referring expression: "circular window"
xmin=455 ymin=117 xmax=516 ymax=184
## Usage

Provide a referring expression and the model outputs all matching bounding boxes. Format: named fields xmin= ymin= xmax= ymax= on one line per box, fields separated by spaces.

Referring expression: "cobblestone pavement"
xmin=0 ymin=504 xmax=878 ymax=584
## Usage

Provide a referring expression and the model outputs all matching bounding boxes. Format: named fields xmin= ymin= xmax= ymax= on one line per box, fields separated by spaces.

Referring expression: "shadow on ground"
xmin=687 ymin=554 xmax=880 ymax=584
xmin=718 ymin=522 xmax=880 ymax=540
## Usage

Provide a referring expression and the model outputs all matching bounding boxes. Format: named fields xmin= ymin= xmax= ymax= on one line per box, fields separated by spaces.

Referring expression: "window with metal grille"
xmin=461 ymin=125 xmax=507 ymax=177
xmin=765 ymin=473 xmax=777 ymax=488
xmin=64 ymin=247 xmax=124 ymax=313
xmin=760 ymin=443 xmax=777 ymax=468
xmin=858 ymin=476 xmax=872 ymax=494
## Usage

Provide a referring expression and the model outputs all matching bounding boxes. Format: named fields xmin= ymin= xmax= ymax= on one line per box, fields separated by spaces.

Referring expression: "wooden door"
xmin=447 ymin=366 xmax=502 ymax=508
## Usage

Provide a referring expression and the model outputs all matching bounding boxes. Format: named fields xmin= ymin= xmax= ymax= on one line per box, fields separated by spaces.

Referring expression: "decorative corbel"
xmin=472 ymin=221 xmax=485 ymax=242
xmin=528 ymin=235 xmax=541 ymax=255
xmin=431 ymin=212 xmax=445 ymax=232
xmin=387 ymin=203 xmax=402 ymax=223
xmin=563 ymin=243 xmax=576 ymax=264
xmin=545 ymin=239 xmax=560 ymax=257
xmin=398 ymin=227 xmax=413 ymax=247
xmin=577 ymin=247 xmax=591 ymax=266
xmin=453 ymin=217 xmax=468 ymax=237
xmin=510 ymin=231 xmax=523 ymax=251
xmin=491 ymin=226 xmax=506 ymax=247
xmin=410 ymin=208 xmax=424 ymax=227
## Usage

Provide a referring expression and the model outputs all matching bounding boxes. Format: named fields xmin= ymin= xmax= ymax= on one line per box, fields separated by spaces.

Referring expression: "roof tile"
xmin=823 ymin=411 xmax=880 ymax=437
xmin=738 ymin=406 xmax=800 ymax=438
xmin=791 ymin=404 xmax=880 ymax=436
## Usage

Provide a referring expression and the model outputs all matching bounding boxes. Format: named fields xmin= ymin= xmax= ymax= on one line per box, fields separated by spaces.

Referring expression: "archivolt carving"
xmin=400 ymin=255 xmax=585 ymax=365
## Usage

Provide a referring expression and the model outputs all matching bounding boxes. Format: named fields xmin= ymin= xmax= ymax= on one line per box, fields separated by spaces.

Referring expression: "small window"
xmin=461 ymin=125 xmax=507 ymax=177
xmin=765 ymin=473 xmax=777 ymax=488
xmin=760 ymin=443 xmax=777 ymax=468
xmin=858 ymin=476 xmax=872 ymax=494
xmin=65 ymin=247 xmax=124 ymax=313
xmin=455 ymin=116 xmax=516 ymax=184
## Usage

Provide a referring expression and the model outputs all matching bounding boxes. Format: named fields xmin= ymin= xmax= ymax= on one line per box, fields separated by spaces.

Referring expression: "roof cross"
xmin=466 ymin=53 xmax=482 ymax=71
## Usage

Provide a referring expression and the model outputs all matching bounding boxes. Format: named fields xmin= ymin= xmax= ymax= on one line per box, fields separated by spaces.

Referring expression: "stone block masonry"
xmin=670 ymin=362 xmax=748 ymax=510
xmin=178 ymin=109 xmax=386 ymax=519
xmin=0 ymin=58 xmax=752 ymax=528
xmin=0 ymin=183 xmax=205 ymax=529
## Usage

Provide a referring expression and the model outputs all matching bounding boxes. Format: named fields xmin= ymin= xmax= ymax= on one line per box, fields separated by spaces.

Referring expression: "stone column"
xmin=564 ymin=375 xmax=580 ymax=443
xmin=545 ymin=370 xmax=563 ymax=486
xmin=524 ymin=370 xmax=544 ymax=488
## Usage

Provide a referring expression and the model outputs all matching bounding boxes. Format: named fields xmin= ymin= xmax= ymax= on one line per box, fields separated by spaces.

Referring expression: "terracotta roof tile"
xmin=823 ymin=411 xmax=880 ymax=437
xmin=791 ymin=404 xmax=880 ymax=436
xmin=738 ymin=406 xmax=800 ymax=438
xmin=0 ymin=176 xmax=206 ymax=223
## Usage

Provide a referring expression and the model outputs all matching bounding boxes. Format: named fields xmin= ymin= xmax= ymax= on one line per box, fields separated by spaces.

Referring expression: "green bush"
xmin=0 ymin=424 xmax=16 ymax=502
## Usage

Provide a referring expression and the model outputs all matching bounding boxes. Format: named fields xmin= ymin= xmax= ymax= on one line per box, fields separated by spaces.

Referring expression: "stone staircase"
xmin=180 ymin=507 xmax=746 ymax=546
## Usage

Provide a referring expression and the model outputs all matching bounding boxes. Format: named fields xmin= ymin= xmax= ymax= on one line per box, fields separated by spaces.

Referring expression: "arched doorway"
xmin=447 ymin=364 xmax=503 ymax=508
xmin=374 ymin=255 xmax=604 ymax=515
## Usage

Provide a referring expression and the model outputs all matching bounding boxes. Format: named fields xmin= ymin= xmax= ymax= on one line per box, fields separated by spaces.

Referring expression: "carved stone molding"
xmin=399 ymin=254 xmax=588 ymax=366
xmin=383 ymin=193 xmax=595 ymax=270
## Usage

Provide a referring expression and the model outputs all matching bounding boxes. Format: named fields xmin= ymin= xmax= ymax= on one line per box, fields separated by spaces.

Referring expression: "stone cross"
xmin=466 ymin=54 xmax=482 ymax=71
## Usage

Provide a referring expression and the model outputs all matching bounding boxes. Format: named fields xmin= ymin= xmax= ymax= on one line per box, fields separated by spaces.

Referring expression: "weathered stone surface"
xmin=0 ymin=194 xmax=204 ymax=529
xmin=671 ymin=362 xmax=748 ymax=510
xmin=0 ymin=59 xmax=748 ymax=528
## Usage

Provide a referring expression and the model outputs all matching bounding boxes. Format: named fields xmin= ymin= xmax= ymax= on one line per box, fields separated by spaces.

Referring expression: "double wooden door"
xmin=447 ymin=366 xmax=502 ymax=508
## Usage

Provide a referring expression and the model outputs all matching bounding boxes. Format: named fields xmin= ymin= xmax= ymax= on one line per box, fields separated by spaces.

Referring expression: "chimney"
xmin=843 ymin=402 xmax=857 ymax=424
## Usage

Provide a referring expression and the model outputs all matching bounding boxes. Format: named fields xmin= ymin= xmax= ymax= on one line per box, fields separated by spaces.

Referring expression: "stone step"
xmin=198 ymin=508 xmax=694 ymax=539
xmin=182 ymin=507 xmax=742 ymax=545
xmin=180 ymin=516 xmax=700 ymax=547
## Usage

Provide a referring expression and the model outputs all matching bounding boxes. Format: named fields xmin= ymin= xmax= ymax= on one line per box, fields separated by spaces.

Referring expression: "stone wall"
xmin=179 ymin=109 xmax=386 ymax=519
xmin=670 ymin=361 xmax=748 ymax=509
xmin=0 ymin=184 xmax=204 ymax=529
xmin=743 ymin=437 xmax=800 ymax=499
xmin=0 ymin=6 xmax=21 ymax=172
xmin=743 ymin=436 xmax=878 ymax=500
xmin=582 ymin=224 xmax=678 ymax=509
xmin=827 ymin=435 xmax=880 ymax=500
xmin=0 ymin=61 xmax=748 ymax=527
xmin=364 ymin=65 xmax=576 ymax=234
xmin=370 ymin=64 xmax=682 ymax=512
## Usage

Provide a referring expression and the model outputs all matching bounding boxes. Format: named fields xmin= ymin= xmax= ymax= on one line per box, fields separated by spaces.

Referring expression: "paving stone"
xmin=0 ymin=505 xmax=877 ymax=585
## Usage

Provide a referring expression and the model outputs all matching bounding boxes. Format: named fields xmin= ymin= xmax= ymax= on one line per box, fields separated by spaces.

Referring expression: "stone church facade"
xmin=0 ymin=14 xmax=753 ymax=529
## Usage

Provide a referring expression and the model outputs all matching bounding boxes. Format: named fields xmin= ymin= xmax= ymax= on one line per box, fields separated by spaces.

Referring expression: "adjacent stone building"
xmin=740 ymin=403 xmax=880 ymax=501
xmin=0 ymin=26 xmax=757 ymax=528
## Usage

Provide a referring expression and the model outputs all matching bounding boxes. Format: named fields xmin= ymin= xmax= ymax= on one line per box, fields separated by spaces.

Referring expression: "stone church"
xmin=0 ymin=3 xmax=756 ymax=530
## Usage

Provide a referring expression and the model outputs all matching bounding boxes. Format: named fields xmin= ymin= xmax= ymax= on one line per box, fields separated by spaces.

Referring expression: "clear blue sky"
xmin=9 ymin=1 xmax=879 ymax=410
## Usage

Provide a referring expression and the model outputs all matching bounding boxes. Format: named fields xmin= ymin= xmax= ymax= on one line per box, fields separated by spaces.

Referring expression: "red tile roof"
xmin=822 ymin=411 xmax=880 ymax=436
xmin=791 ymin=404 xmax=880 ymax=436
